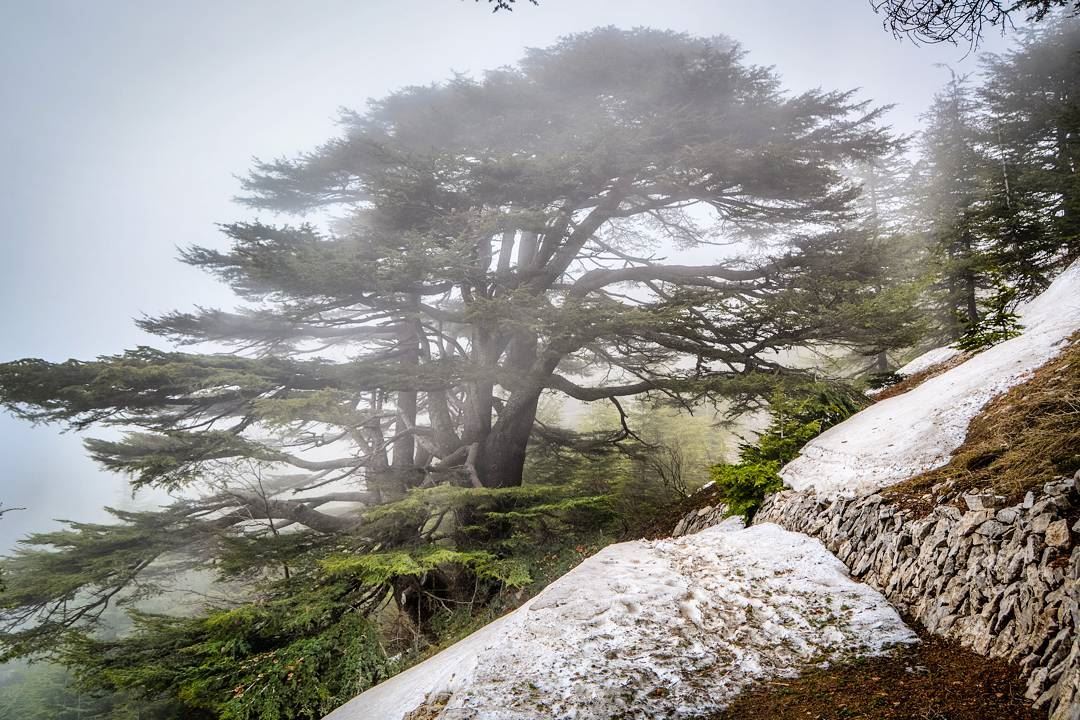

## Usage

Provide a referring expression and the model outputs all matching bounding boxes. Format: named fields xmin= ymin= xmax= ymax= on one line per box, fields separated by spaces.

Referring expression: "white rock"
xmin=1044 ymin=519 xmax=1071 ymax=549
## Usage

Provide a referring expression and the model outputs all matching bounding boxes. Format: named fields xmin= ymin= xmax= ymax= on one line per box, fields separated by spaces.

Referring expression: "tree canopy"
xmin=1 ymin=17 xmax=1078 ymax=720
xmin=900 ymin=17 xmax=1080 ymax=347
xmin=0 ymin=27 xmax=930 ymax=718
xmin=2 ymin=28 xmax=913 ymax=503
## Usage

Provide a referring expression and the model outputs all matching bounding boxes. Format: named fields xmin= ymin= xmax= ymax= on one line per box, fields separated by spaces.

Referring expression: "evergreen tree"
xmin=0 ymin=505 xmax=19 ymax=592
xmin=849 ymin=148 xmax=932 ymax=372
xmin=852 ymin=147 xmax=916 ymax=238
xmin=0 ymin=29 xmax=912 ymax=508
xmin=0 ymin=28 xmax=920 ymax=717
xmin=708 ymin=382 xmax=864 ymax=519
xmin=979 ymin=16 xmax=1080 ymax=294
xmin=912 ymin=70 xmax=996 ymax=340
xmin=902 ymin=20 xmax=1080 ymax=352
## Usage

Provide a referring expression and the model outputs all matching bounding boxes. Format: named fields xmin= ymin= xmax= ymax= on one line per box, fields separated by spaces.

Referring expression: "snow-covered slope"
xmin=782 ymin=260 xmax=1080 ymax=497
xmin=325 ymin=263 xmax=1078 ymax=720
xmin=894 ymin=345 xmax=961 ymax=377
xmin=325 ymin=520 xmax=913 ymax=719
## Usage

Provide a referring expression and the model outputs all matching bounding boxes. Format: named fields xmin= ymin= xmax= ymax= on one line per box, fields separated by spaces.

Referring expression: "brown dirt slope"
xmin=708 ymin=634 xmax=1043 ymax=720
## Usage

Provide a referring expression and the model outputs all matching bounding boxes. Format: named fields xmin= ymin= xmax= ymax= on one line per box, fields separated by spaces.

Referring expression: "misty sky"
xmin=0 ymin=0 xmax=1020 ymax=552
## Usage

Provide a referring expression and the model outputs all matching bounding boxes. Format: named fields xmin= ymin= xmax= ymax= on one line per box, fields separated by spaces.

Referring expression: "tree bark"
xmin=474 ymin=387 xmax=541 ymax=488
xmin=963 ymin=233 xmax=979 ymax=327
xmin=393 ymin=316 xmax=419 ymax=472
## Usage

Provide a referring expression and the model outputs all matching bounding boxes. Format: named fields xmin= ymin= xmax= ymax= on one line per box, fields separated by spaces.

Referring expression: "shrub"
xmin=709 ymin=383 xmax=863 ymax=519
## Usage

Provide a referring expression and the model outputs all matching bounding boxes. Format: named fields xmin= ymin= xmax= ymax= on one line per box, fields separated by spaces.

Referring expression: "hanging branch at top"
xmin=871 ymin=0 xmax=1078 ymax=45
xmin=478 ymin=0 xmax=539 ymax=11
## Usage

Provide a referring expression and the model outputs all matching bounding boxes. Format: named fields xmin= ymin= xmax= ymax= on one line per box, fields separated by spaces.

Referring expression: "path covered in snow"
xmin=782 ymin=260 xmax=1080 ymax=497
xmin=326 ymin=520 xmax=913 ymax=720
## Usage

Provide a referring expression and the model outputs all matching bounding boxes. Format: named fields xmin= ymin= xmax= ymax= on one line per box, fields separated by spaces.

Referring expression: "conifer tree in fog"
xmin=1 ymin=28 xmax=909 ymax=505
xmin=908 ymin=18 xmax=1079 ymax=347
xmin=0 ymin=29 xmax=919 ymax=718
xmin=978 ymin=17 xmax=1080 ymax=292
xmin=912 ymin=71 xmax=992 ymax=340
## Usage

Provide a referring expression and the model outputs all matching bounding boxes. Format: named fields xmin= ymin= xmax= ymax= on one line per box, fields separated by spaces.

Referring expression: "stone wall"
xmin=752 ymin=475 xmax=1079 ymax=720
xmin=671 ymin=503 xmax=730 ymax=537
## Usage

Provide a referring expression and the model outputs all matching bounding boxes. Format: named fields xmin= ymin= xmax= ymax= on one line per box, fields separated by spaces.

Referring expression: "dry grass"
xmin=884 ymin=335 xmax=1080 ymax=515
xmin=637 ymin=482 xmax=731 ymax=540
xmin=402 ymin=692 xmax=452 ymax=720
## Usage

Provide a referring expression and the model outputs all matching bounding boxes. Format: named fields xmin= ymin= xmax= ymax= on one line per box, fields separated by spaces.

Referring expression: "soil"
xmin=707 ymin=633 xmax=1044 ymax=720
xmin=637 ymin=482 xmax=731 ymax=540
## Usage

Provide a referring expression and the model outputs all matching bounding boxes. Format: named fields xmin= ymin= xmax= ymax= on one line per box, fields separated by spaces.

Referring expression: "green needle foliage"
xmin=710 ymin=384 xmax=865 ymax=519
xmin=58 ymin=583 xmax=390 ymax=720
xmin=0 ymin=26 xmax=988 ymax=718
xmin=909 ymin=17 xmax=1079 ymax=349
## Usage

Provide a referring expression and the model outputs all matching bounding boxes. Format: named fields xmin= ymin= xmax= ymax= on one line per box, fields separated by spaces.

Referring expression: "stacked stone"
xmin=753 ymin=474 xmax=1079 ymax=720
xmin=671 ymin=503 xmax=730 ymax=537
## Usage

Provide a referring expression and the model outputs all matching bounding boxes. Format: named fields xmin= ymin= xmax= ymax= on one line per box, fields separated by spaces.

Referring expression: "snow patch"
xmin=866 ymin=346 xmax=958 ymax=397
xmin=782 ymin=260 xmax=1080 ymax=497
xmin=324 ymin=519 xmax=914 ymax=719
xmin=895 ymin=345 xmax=961 ymax=377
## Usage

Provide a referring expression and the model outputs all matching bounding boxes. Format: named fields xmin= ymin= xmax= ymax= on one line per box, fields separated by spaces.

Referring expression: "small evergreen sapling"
xmin=709 ymin=385 xmax=863 ymax=519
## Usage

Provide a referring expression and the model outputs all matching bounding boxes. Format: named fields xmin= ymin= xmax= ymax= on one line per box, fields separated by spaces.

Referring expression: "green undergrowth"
xmin=23 ymin=437 xmax=682 ymax=720
xmin=707 ymin=383 xmax=865 ymax=521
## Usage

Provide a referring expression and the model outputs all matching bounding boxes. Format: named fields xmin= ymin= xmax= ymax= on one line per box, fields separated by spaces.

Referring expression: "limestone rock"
xmin=964 ymin=492 xmax=1004 ymax=511
xmin=1045 ymin=520 xmax=1071 ymax=549
xmin=747 ymin=475 xmax=1079 ymax=720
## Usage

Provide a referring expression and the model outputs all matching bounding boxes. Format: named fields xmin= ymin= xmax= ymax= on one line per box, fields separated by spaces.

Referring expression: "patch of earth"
xmin=706 ymin=633 xmax=1043 ymax=720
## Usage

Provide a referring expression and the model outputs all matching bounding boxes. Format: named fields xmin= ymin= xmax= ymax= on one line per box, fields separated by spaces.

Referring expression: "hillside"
xmin=326 ymin=263 xmax=1080 ymax=719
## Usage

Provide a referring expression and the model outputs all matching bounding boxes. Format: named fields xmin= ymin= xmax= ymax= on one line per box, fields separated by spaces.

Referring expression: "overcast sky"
xmin=0 ymin=0 xmax=1020 ymax=552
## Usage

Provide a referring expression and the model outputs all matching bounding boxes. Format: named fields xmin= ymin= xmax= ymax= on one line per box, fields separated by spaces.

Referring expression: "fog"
xmin=0 ymin=0 xmax=1017 ymax=553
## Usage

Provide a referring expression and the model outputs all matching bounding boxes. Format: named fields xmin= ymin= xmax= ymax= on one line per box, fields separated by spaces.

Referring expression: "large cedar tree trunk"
xmin=475 ymin=389 xmax=541 ymax=488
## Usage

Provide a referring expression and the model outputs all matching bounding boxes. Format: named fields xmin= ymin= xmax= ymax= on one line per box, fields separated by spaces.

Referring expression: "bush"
xmin=709 ymin=383 xmax=863 ymax=519
xmin=954 ymin=286 xmax=1023 ymax=353
xmin=708 ymin=461 xmax=783 ymax=519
